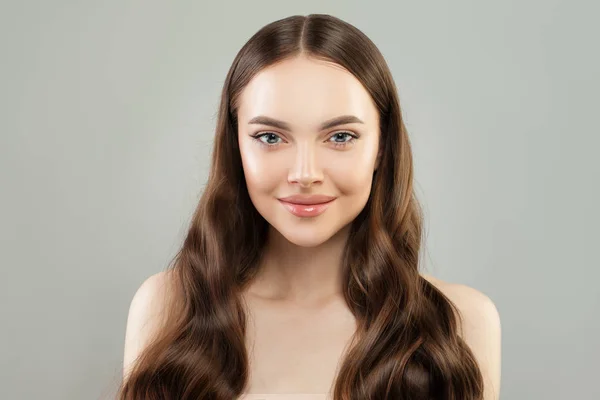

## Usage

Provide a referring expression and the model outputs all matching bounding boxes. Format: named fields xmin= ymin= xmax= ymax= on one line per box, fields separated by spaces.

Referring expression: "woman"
xmin=118 ymin=13 xmax=501 ymax=400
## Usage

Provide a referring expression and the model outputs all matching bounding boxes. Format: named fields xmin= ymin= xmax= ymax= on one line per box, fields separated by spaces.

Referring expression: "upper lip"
xmin=278 ymin=194 xmax=337 ymax=205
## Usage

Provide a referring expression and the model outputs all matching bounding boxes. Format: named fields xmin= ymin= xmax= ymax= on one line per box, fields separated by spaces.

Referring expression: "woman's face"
xmin=237 ymin=55 xmax=381 ymax=247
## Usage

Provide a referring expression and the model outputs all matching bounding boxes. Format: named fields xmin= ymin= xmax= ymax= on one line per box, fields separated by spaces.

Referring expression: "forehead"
xmin=237 ymin=56 xmax=378 ymax=131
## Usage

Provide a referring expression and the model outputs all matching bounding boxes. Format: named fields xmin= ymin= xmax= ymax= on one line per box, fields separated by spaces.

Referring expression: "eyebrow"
xmin=247 ymin=115 xmax=365 ymax=131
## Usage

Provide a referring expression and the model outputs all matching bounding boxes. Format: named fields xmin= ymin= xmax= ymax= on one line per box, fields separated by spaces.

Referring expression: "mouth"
xmin=278 ymin=198 xmax=335 ymax=218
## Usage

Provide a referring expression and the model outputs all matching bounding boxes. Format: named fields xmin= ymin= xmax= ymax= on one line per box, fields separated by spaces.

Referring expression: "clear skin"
xmin=234 ymin=56 xmax=500 ymax=398
xmin=236 ymin=55 xmax=382 ymax=395
xmin=122 ymin=54 xmax=500 ymax=399
xmin=237 ymin=54 xmax=382 ymax=306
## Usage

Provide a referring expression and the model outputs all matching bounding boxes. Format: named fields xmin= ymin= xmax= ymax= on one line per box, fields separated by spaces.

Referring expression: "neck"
xmin=248 ymin=224 xmax=351 ymax=305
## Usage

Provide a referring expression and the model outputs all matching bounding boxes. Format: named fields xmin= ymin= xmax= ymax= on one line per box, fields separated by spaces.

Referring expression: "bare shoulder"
xmin=421 ymin=274 xmax=499 ymax=321
xmin=122 ymin=270 xmax=174 ymax=379
xmin=421 ymin=273 xmax=502 ymax=399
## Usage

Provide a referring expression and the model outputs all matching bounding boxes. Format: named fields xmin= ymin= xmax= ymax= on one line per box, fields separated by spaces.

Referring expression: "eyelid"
xmin=251 ymin=129 xmax=360 ymax=140
xmin=328 ymin=130 xmax=360 ymax=139
xmin=251 ymin=130 xmax=286 ymax=139
xmin=249 ymin=129 xmax=360 ymax=150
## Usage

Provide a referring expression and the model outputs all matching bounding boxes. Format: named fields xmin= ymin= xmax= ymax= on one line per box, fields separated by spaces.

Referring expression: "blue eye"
xmin=328 ymin=132 xmax=356 ymax=144
xmin=326 ymin=131 xmax=359 ymax=148
xmin=250 ymin=131 xmax=359 ymax=149
xmin=255 ymin=132 xmax=282 ymax=145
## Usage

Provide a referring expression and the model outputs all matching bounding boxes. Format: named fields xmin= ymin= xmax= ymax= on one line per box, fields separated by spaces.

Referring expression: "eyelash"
xmin=250 ymin=131 xmax=359 ymax=149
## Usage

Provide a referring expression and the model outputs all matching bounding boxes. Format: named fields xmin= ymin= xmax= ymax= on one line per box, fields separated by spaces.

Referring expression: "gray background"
xmin=1 ymin=1 xmax=598 ymax=399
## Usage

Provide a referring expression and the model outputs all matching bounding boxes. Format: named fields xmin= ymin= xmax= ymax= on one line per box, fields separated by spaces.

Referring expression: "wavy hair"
xmin=117 ymin=13 xmax=484 ymax=400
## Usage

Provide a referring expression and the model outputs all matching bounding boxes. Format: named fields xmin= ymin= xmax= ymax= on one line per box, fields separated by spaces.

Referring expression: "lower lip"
xmin=278 ymin=199 xmax=335 ymax=217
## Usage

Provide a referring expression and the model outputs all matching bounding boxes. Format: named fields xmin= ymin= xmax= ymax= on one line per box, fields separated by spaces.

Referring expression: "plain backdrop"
xmin=1 ymin=1 xmax=598 ymax=399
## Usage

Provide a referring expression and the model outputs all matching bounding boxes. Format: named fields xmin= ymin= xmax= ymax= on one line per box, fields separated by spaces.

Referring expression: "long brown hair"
xmin=117 ymin=13 xmax=484 ymax=400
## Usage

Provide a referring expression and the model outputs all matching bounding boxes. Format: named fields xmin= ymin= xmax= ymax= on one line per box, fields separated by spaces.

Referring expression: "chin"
xmin=281 ymin=232 xmax=329 ymax=248
xmin=265 ymin=221 xmax=335 ymax=248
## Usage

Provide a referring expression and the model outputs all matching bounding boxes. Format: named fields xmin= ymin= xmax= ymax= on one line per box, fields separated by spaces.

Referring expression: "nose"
xmin=288 ymin=142 xmax=324 ymax=188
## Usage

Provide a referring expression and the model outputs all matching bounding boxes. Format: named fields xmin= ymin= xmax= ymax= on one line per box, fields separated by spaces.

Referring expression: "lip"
xmin=277 ymin=195 xmax=336 ymax=218
xmin=278 ymin=194 xmax=337 ymax=205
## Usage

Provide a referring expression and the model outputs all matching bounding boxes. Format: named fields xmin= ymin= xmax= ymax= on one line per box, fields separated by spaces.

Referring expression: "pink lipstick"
xmin=277 ymin=194 xmax=336 ymax=218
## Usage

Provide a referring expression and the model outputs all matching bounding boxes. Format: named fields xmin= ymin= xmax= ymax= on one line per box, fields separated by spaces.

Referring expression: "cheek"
xmin=239 ymin=146 xmax=282 ymax=195
xmin=327 ymin=153 xmax=376 ymax=196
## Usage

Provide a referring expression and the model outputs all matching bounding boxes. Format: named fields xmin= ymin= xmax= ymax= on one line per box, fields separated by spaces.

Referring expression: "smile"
xmin=278 ymin=199 xmax=335 ymax=218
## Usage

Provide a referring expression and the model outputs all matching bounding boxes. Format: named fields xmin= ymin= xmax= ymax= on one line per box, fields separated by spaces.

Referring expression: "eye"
xmin=327 ymin=131 xmax=358 ymax=148
xmin=252 ymin=132 xmax=284 ymax=147
xmin=250 ymin=130 xmax=359 ymax=149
